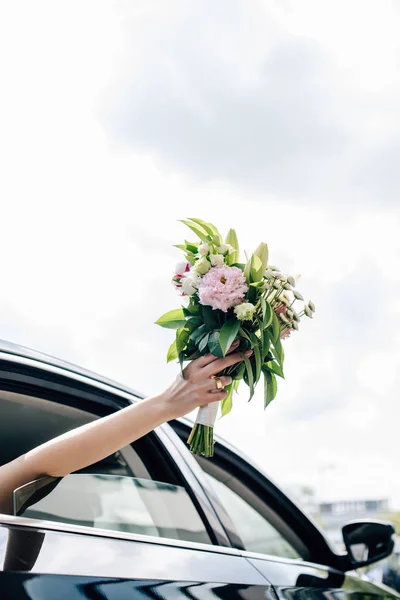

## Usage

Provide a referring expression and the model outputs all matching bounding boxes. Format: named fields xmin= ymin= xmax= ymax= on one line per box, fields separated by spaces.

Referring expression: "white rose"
xmin=175 ymin=261 xmax=189 ymax=276
xmin=189 ymin=268 xmax=200 ymax=284
xmin=193 ymin=256 xmax=211 ymax=275
xmin=198 ymin=243 xmax=211 ymax=256
xmin=181 ymin=276 xmax=197 ymax=296
xmin=234 ymin=302 xmax=256 ymax=321
xmin=210 ymin=254 xmax=225 ymax=267
xmin=217 ymin=243 xmax=234 ymax=255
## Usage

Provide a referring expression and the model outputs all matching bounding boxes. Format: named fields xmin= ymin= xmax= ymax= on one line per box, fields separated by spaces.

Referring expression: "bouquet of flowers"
xmin=156 ymin=218 xmax=315 ymax=457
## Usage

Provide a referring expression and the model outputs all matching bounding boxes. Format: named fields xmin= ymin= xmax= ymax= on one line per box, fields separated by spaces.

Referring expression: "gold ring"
xmin=212 ymin=376 xmax=224 ymax=390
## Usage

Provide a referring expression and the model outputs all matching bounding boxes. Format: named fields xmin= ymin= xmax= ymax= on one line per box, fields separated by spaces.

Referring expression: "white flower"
xmin=210 ymin=253 xmax=225 ymax=267
xmin=284 ymin=283 xmax=293 ymax=291
xmin=292 ymin=311 xmax=300 ymax=322
xmin=308 ymin=300 xmax=316 ymax=313
xmin=293 ymin=290 xmax=304 ymax=301
xmin=217 ymin=243 xmax=234 ymax=255
xmin=189 ymin=268 xmax=200 ymax=283
xmin=175 ymin=261 xmax=189 ymax=276
xmin=280 ymin=313 xmax=290 ymax=324
xmin=181 ymin=275 xmax=197 ymax=296
xmin=198 ymin=243 xmax=211 ymax=256
xmin=193 ymin=256 xmax=211 ymax=275
xmin=287 ymin=276 xmax=296 ymax=287
xmin=292 ymin=321 xmax=299 ymax=330
xmin=279 ymin=292 xmax=291 ymax=306
xmin=304 ymin=305 xmax=313 ymax=318
xmin=234 ymin=302 xmax=256 ymax=321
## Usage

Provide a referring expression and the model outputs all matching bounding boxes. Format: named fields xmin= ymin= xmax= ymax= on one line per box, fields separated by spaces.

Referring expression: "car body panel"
xmin=0 ymin=341 xmax=398 ymax=600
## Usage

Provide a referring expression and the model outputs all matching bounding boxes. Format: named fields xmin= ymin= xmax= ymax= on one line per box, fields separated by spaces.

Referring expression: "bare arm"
xmin=0 ymin=343 xmax=249 ymax=515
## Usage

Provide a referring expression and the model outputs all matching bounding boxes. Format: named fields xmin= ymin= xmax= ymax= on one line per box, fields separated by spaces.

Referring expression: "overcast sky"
xmin=1 ymin=0 xmax=400 ymax=513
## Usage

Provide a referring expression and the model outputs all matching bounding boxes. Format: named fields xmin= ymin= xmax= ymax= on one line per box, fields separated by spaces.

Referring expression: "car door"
xmin=169 ymin=421 xmax=399 ymax=600
xmin=0 ymin=352 xmax=276 ymax=599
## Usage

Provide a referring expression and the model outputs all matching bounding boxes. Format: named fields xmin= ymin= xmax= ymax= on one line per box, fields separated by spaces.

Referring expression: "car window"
xmin=16 ymin=474 xmax=210 ymax=544
xmin=1 ymin=390 xmax=210 ymax=545
xmin=204 ymin=471 xmax=299 ymax=559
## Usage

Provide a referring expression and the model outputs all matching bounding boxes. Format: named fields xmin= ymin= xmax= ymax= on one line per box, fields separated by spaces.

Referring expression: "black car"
xmin=0 ymin=339 xmax=398 ymax=600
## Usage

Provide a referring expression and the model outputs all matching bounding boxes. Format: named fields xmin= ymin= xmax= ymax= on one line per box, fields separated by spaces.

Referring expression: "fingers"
xmin=208 ymin=375 xmax=232 ymax=391
xmin=204 ymin=349 xmax=253 ymax=377
xmin=198 ymin=389 xmax=228 ymax=406
xmin=195 ymin=339 xmax=240 ymax=368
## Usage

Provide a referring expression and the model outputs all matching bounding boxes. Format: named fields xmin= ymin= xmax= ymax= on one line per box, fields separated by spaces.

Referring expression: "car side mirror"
xmin=342 ymin=520 xmax=395 ymax=568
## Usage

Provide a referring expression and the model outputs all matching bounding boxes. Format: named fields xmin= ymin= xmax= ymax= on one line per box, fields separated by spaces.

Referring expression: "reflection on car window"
xmin=20 ymin=474 xmax=210 ymax=545
xmin=206 ymin=473 xmax=299 ymax=559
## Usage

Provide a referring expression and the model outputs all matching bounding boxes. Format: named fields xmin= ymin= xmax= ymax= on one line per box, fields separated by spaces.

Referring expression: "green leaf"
xmin=272 ymin=335 xmax=284 ymax=366
xmin=243 ymin=257 xmax=252 ymax=284
xmin=263 ymin=370 xmax=278 ymax=408
xmin=176 ymin=328 xmax=189 ymax=354
xmin=174 ymin=244 xmax=187 ymax=251
xmin=261 ymin=297 xmax=273 ymax=329
xmin=188 ymin=218 xmax=220 ymax=239
xmin=249 ymin=281 xmax=265 ymax=289
xmin=254 ymin=242 xmax=269 ymax=274
xmin=248 ymin=331 xmax=262 ymax=385
xmin=271 ymin=311 xmax=281 ymax=343
xmin=191 ymin=324 xmax=209 ymax=343
xmin=201 ymin=305 xmax=219 ymax=329
xmin=185 ymin=316 xmax=203 ymax=330
xmin=231 ymin=262 xmax=246 ymax=270
xmin=155 ymin=308 xmax=186 ymax=329
xmin=262 ymin=329 xmax=270 ymax=361
xmin=180 ymin=220 xmax=208 ymax=241
xmin=185 ymin=241 xmax=199 ymax=253
xmin=185 ymin=303 xmax=201 ymax=316
xmin=225 ymin=229 xmax=239 ymax=265
xmin=219 ymin=319 xmax=240 ymax=357
xmin=239 ymin=327 xmax=252 ymax=344
xmin=231 ymin=361 xmax=246 ymax=380
xmin=208 ymin=331 xmax=224 ymax=357
xmin=221 ymin=383 xmax=233 ymax=416
xmin=198 ymin=333 xmax=210 ymax=353
xmin=250 ymin=254 xmax=263 ymax=283
xmin=179 ymin=351 xmax=185 ymax=373
xmin=167 ymin=340 xmax=178 ymax=363
xmin=186 ymin=349 xmax=202 ymax=360
xmin=264 ymin=360 xmax=285 ymax=379
xmin=242 ymin=355 xmax=254 ymax=400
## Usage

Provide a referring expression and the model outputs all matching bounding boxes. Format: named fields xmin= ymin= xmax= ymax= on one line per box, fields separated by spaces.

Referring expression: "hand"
xmin=161 ymin=341 xmax=253 ymax=420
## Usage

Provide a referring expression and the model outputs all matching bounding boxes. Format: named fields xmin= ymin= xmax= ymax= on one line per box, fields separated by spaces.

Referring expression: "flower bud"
xmin=293 ymin=290 xmax=304 ymax=301
xmin=304 ymin=305 xmax=313 ymax=318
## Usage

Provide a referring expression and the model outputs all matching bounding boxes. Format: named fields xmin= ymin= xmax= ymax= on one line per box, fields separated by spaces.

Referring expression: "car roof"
xmin=0 ymin=339 xmax=144 ymax=400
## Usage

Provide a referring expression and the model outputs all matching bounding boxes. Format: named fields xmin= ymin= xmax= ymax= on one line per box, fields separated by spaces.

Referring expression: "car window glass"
xmin=1 ymin=390 xmax=210 ymax=545
xmin=206 ymin=472 xmax=299 ymax=559
xmin=17 ymin=474 xmax=210 ymax=544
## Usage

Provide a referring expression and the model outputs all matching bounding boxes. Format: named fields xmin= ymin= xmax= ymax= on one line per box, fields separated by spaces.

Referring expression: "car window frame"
xmin=0 ymin=351 xmax=232 ymax=548
xmin=170 ymin=418 xmax=346 ymax=571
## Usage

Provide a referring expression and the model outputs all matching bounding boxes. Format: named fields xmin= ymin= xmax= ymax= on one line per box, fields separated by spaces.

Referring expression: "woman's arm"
xmin=0 ymin=343 xmax=250 ymax=515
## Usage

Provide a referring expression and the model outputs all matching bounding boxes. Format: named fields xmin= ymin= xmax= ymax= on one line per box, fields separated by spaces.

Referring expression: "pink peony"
xmin=197 ymin=265 xmax=248 ymax=312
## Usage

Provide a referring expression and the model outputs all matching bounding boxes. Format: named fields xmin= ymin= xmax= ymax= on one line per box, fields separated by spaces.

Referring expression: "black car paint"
xmin=0 ymin=340 xmax=398 ymax=600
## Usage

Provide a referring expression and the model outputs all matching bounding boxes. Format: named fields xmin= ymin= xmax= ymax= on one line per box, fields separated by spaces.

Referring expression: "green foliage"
xmin=219 ymin=319 xmax=241 ymax=356
xmin=155 ymin=308 xmax=186 ymax=329
xmin=225 ymin=228 xmax=239 ymax=264
xmin=263 ymin=369 xmax=278 ymax=408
